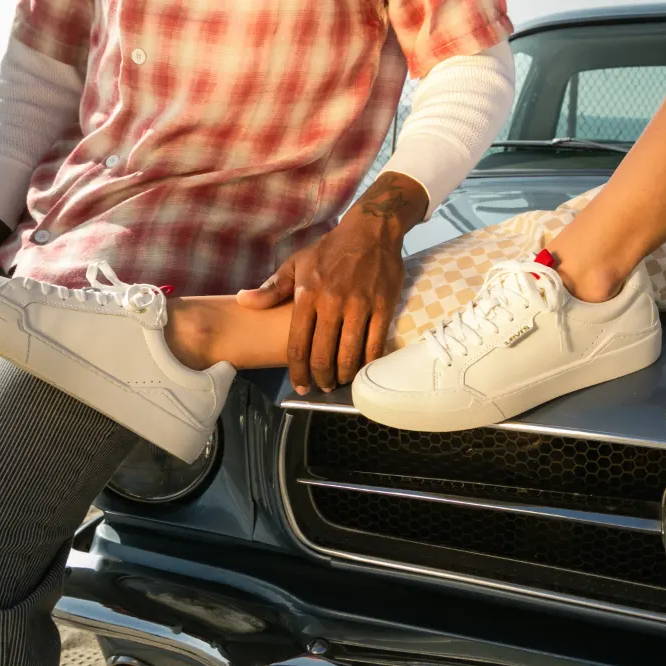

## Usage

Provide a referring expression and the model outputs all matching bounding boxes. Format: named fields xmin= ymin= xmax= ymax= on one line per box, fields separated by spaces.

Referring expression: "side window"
xmin=555 ymin=67 xmax=666 ymax=141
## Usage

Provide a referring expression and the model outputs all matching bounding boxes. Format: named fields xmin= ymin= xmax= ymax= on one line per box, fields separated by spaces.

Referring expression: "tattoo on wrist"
xmin=360 ymin=174 xmax=410 ymax=222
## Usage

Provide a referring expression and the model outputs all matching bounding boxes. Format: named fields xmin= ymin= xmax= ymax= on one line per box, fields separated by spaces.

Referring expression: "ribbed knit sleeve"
xmin=378 ymin=41 xmax=515 ymax=221
xmin=0 ymin=37 xmax=83 ymax=229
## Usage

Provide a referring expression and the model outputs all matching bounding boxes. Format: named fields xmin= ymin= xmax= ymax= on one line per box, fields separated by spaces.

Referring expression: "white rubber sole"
xmin=0 ymin=297 xmax=211 ymax=463
xmin=352 ymin=324 xmax=662 ymax=432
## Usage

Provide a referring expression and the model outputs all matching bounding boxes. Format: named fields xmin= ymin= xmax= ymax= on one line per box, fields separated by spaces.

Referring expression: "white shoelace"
xmin=424 ymin=260 xmax=568 ymax=365
xmin=20 ymin=261 xmax=167 ymax=324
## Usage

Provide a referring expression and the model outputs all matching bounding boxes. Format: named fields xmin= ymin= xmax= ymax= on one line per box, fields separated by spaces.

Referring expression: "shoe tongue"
xmin=474 ymin=251 xmax=556 ymax=326
xmin=527 ymin=249 xmax=558 ymax=306
xmin=488 ymin=252 xmax=555 ymax=312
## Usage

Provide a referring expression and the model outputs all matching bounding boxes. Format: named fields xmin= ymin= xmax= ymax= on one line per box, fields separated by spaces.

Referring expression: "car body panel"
xmin=57 ymin=520 xmax=666 ymax=666
xmin=403 ymin=172 xmax=609 ymax=255
xmin=512 ymin=3 xmax=666 ymax=37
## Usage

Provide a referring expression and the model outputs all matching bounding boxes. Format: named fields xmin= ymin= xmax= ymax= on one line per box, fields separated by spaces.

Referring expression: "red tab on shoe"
xmin=534 ymin=249 xmax=555 ymax=267
xmin=530 ymin=249 xmax=555 ymax=280
xmin=159 ymin=284 xmax=175 ymax=295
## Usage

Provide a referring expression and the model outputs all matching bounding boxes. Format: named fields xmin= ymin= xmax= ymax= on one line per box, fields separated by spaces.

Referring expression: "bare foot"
xmin=548 ymin=250 xmax=624 ymax=303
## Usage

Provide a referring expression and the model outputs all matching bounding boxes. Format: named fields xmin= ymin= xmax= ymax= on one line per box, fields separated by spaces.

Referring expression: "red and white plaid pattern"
xmin=1 ymin=0 xmax=512 ymax=295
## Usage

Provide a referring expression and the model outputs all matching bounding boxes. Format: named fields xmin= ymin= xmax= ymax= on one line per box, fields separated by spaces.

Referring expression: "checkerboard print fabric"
xmin=387 ymin=185 xmax=666 ymax=352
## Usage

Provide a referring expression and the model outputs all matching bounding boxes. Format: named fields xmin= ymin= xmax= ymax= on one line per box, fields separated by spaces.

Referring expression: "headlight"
xmin=107 ymin=429 xmax=220 ymax=503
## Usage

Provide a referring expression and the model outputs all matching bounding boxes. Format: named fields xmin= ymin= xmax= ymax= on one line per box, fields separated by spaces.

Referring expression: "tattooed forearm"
xmin=362 ymin=191 xmax=410 ymax=221
xmin=355 ymin=172 xmax=429 ymax=232
xmin=360 ymin=173 xmax=405 ymax=206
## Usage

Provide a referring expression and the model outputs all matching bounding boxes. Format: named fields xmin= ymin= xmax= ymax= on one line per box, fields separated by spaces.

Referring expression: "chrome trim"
xmin=277 ymin=414 xmax=666 ymax=626
xmin=270 ymin=655 xmax=338 ymax=666
xmin=280 ymin=399 xmax=666 ymax=451
xmin=53 ymin=596 xmax=230 ymax=666
xmin=281 ymin=399 xmax=359 ymax=414
xmin=298 ymin=477 xmax=661 ymax=533
xmin=490 ymin=421 xmax=666 ymax=451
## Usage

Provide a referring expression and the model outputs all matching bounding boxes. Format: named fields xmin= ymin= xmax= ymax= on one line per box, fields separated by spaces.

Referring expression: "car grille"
xmin=280 ymin=410 xmax=666 ymax=612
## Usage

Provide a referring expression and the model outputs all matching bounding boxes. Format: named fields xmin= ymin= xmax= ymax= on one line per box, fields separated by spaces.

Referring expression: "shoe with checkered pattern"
xmin=0 ymin=262 xmax=235 ymax=462
xmin=352 ymin=253 xmax=661 ymax=431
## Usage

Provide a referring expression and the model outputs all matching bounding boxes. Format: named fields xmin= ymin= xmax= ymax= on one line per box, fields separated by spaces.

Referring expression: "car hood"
xmin=403 ymin=170 xmax=610 ymax=255
xmin=247 ymin=170 xmax=666 ymax=449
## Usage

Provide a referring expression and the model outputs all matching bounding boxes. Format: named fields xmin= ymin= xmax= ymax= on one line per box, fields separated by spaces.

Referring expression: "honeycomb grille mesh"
xmin=312 ymin=487 xmax=666 ymax=586
xmin=298 ymin=412 xmax=666 ymax=590
xmin=308 ymin=413 xmax=666 ymax=502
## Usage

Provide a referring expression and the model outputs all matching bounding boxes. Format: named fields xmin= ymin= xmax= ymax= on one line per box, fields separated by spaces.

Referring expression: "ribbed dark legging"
xmin=0 ymin=358 xmax=136 ymax=665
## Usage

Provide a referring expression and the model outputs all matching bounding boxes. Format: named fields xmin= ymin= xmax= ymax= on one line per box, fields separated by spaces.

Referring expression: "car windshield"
xmin=474 ymin=18 xmax=666 ymax=172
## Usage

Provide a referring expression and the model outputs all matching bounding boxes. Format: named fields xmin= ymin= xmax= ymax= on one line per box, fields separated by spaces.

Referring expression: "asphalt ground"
xmin=58 ymin=624 xmax=105 ymax=666
xmin=58 ymin=507 xmax=106 ymax=666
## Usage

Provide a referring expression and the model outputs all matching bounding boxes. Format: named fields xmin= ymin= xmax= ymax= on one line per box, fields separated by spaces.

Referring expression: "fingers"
xmin=337 ymin=305 xmax=369 ymax=385
xmin=287 ymin=286 xmax=317 ymax=395
xmin=290 ymin=295 xmax=391 ymax=394
xmin=310 ymin=307 xmax=343 ymax=392
xmin=364 ymin=305 xmax=392 ymax=365
xmin=236 ymin=259 xmax=295 ymax=310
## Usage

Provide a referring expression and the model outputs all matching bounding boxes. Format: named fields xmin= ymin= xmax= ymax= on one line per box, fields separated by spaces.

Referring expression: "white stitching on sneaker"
xmin=20 ymin=261 xmax=167 ymax=325
xmin=424 ymin=259 xmax=569 ymax=364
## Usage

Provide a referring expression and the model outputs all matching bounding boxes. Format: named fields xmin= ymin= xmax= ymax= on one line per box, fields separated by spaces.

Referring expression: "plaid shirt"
xmin=0 ymin=0 xmax=512 ymax=295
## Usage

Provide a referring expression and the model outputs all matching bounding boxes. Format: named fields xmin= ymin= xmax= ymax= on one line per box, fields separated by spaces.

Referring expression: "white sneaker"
xmin=0 ymin=262 xmax=236 ymax=462
xmin=352 ymin=252 xmax=662 ymax=431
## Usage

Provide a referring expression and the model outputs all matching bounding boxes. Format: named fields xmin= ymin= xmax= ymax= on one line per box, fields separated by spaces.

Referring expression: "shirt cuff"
xmin=377 ymin=135 xmax=468 ymax=221
xmin=0 ymin=156 xmax=32 ymax=230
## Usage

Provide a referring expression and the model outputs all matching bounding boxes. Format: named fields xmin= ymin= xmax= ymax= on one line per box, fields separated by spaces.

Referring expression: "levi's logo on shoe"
xmin=504 ymin=321 xmax=534 ymax=347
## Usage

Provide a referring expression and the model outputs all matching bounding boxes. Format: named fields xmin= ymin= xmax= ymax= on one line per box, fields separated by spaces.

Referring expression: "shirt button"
xmin=33 ymin=230 xmax=51 ymax=245
xmin=131 ymin=48 xmax=147 ymax=65
xmin=105 ymin=155 xmax=120 ymax=168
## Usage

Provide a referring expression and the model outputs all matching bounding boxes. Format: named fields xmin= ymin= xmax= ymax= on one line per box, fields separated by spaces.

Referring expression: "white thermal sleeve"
xmin=378 ymin=41 xmax=515 ymax=220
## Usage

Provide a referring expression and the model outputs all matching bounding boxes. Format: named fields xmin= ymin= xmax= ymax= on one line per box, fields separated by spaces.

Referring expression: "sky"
xmin=0 ymin=1 xmax=662 ymax=51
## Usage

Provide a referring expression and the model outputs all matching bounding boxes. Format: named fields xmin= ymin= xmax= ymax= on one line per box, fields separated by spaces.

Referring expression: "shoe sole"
xmin=352 ymin=324 xmax=662 ymax=432
xmin=0 ymin=297 xmax=210 ymax=463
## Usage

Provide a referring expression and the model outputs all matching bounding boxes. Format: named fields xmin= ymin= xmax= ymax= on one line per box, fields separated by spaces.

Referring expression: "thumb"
xmin=236 ymin=261 xmax=295 ymax=309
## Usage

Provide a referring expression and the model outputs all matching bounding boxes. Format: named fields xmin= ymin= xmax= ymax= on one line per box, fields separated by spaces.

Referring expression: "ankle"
xmin=549 ymin=251 xmax=624 ymax=303
xmin=164 ymin=299 xmax=215 ymax=370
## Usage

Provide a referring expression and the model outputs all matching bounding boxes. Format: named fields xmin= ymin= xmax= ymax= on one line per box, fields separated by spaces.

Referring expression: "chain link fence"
xmin=555 ymin=66 xmax=666 ymax=142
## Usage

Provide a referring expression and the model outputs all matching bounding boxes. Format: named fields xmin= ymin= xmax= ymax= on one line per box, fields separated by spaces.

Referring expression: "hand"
xmin=236 ymin=172 xmax=428 ymax=393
